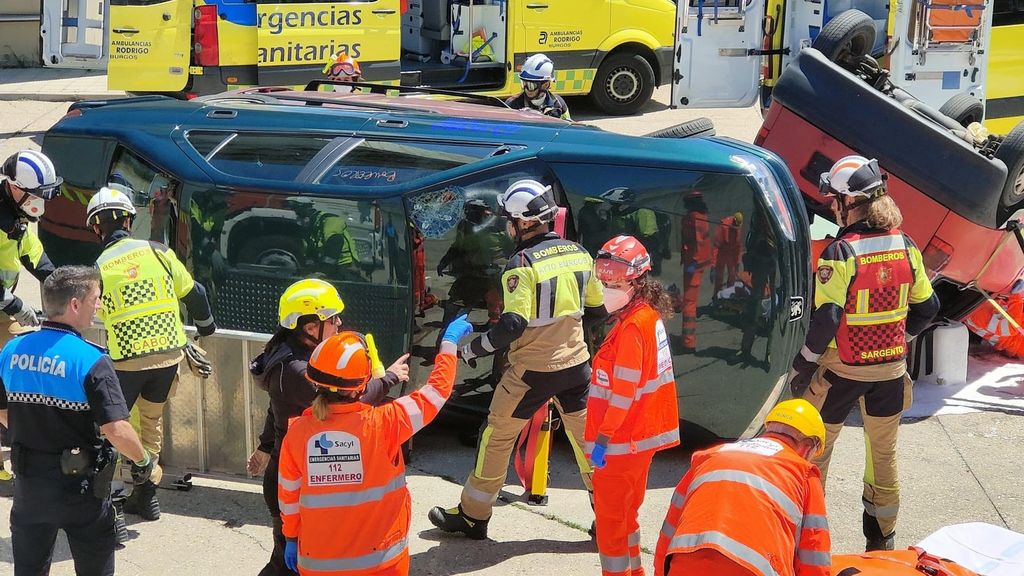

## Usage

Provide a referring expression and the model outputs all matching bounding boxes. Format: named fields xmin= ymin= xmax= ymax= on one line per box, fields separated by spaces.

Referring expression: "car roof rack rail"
xmin=68 ymin=94 xmax=177 ymax=112
xmin=302 ymin=80 xmax=511 ymax=109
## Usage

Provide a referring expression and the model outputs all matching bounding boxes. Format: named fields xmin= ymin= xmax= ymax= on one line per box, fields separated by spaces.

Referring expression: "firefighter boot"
xmin=864 ymin=511 xmax=895 ymax=551
xmin=866 ymin=533 xmax=895 ymax=552
xmin=112 ymin=497 xmax=129 ymax=546
xmin=428 ymin=504 xmax=489 ymax=540
xmin=125 ymin=480 xmax=161 ymax=521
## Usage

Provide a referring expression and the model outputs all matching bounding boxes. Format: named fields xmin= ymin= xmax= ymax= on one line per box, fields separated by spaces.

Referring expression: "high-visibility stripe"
xmin=801 ymin=514 xmax=829 ymax=530
xmin=630 ymin=554 xmax=641 ymax=569
xmin=856 ymin=289 xmax=869 ymax=314
xmin=847 ymin=235 xmax=906 ymax=255
xmin=195 ymin=315 xmax=215 ymax=328
xmin=396 ymin=396 xmax=424 ymax=432
xmin=298 ymin=537 xmax=407 ymax=571
xmin=669 ymin=531 xmax=779 ymax=576
xmin=538 ymin=278 xmax=554 ymax=321
xmin=590 ymin=387 xmax=612 ymax=401
xmin=96 ymin=239 xmax=148 ymax=263
xmin=106 ymin=300 xmax=174 ymax=321
xmin=588 ymin=429 xmax=680 ymax=456
xmin=613 ymin=366 xmax=642 ymax=383
xmin=686 ymin=469 xmax=802 ymax=526
xmin=670 ymin=490 xmax=686 ymax=509
xmin=609 ymin=393 xmax=633 ymax=410
xmin=480 ymin=333 xmax=496 ymax=352
xmin=898 ymin=283 xmax=910 ymax=308
xmin=279 ymin=474 xmax=301 ymax=492
xmin=419 ymin=384 xmax=447 ymax=411
xmin=299 ymin=476 xmax=407 ymax=509
xmin=628 ymin=531 xmax=641 ymax=546
xmin=279 ymin=501 xmax=299 ymax=515
xmin=599 ymin=553 xmax=631 ymax=573
xmin=799 ymin=345 xmax=820 ymax=363
xmin=862 ymin=499 xmax=899 ymax=518
xmin=846 ymin=308 xmax=908 ymax=325
xmin=463 ymin=484 xmax=498 ymax=504
xmin=634 ymin=371 xmax=674 ymax=398
xmin=797 ymin=548 xmax=831 ymax=566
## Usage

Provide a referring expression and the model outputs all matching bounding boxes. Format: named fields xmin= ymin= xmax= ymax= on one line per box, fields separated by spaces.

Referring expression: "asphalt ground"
xmin=1 ymin=89 xmax=1022 ymax=575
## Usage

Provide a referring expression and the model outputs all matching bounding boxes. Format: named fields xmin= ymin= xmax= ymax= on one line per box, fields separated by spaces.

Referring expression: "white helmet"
xmin=86 ymin=183 xmax=137 ymax=226
xmin=499 ymin=179 xmax=557 ymax=223
xmin=1 ymin=150 xmax=63 ymax=219
xmin=520 ymin=54 xmax=554 ymax=82
xmin=819 ymin=155 xmax=886 ymax=198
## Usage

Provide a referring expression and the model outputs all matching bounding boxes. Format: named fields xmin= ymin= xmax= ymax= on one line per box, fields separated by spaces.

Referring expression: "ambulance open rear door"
xmin=671 ymin=0 xmax=766 ymax=108
xmin=108 ymin=0 xmax=192 ymax=92
xmin=255 ymin=0 xmax=401 ymax=87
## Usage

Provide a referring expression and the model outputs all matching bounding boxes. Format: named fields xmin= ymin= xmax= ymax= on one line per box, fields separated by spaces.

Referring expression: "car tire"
xmin=645 ymin=117 xmax=716 ymax=138
xmin=995 ymin=121 xmax=1024 ymax=209
xmin=590 ymin=52 xmax=656 ymax=116
xmin=812 ymin=10 xmax=877 ymax=63
xmin=237 ymin=234 xmax=303 ymax=271
xmin=938 ymin=94 xmax=985 ymax=127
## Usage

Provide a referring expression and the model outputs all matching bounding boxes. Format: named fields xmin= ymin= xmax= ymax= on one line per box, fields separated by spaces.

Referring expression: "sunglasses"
xmin=523 ymin=80 xmax=545 ymax=92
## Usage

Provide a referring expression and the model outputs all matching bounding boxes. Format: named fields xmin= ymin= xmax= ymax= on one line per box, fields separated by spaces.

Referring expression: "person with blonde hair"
xmin=788 ymin=155 xmax=938 ymax=552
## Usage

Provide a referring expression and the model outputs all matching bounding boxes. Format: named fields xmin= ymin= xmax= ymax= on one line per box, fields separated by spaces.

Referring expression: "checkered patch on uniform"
xmin=8 ymin=391 xmax=90 ymax=411
xmin=118 ymin=278 xmax=161 ymax=308
xmin=112 ymin=310 xmax=186 ymax=360
xmin=845 ymin=321 xmax=908 ymax=365
xmin=869 ymin=286 xmax=901 ymax=313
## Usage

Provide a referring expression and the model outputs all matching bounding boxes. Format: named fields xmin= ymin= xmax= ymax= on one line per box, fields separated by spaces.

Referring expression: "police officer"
xmin=86 ymin=184 xmax=216 ymax=533
xmin=0 ymin=265 xmax=153 ymax=576
xmin=0 ymin=150 xmax=61 ymax=341
xmin=506 ymin=54 xmax=572 ymax=120
xmin=429 ymin=179 xmax=606 ymax=539
xmin=788 ymin=156 xmax=939 ymax=552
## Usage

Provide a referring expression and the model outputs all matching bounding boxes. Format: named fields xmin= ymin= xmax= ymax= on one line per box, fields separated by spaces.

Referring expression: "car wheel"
xmin=590 ymin=52 xmax=656 ymax=116
xmin=995 ymin=121 xmax=1024 ymax=209
xmin=938 ymin=94 xmax=985 ymax=127
xmin=237 ymin=235 xmax=303 ymax=272
xmin=645 ymin=117 xmax=716 ymax=138
xmin=812 ymin=10 xmax=877 ymax=63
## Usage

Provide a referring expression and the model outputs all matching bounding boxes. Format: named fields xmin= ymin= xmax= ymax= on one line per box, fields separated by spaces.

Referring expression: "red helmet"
xmin=306 ymin=331 xmax=373 ymax=393
xmin=595 ymin=235 xmax=651 ymax=284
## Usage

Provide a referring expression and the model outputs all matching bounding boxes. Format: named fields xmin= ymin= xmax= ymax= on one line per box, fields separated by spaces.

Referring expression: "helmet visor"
xmin=523 ymin=80 xmax=545 ymax=93
xmin=328 ymin=61 xmax=358 ymax=78
xmin=594 ymin=252 xmax=636 ymax=286
xmin=16 ymin=176 xmax=63 ymax=201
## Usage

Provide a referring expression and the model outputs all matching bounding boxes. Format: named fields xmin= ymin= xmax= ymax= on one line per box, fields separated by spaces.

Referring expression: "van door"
xmin=41 ymin=0 xmax=107 ymax=68
xmin=671 ymin=0 xmax=766 ymax=108
xmin=255 ymin=0 xmax=401 ymax=86
xmin=108 ymin=0 xmax=192 ymax=92
xmin=518 ymin=0 xmax=610 ymax=74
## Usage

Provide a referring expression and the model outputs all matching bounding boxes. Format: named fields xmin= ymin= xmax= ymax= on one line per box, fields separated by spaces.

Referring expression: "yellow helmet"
xmin=765 ymin=399 xmax=826 ymax=457
xmin=278 ymin=279 xmax=345 ymax=329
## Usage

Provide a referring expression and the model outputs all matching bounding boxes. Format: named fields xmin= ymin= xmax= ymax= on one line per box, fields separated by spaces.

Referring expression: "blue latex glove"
xmin=442 ymin=314 xmax=473 ymax=344
xmin=590 ymin=444 xmax=607 ymax=469
xmin=285 ymin=539 xmax=298 ymax=572
xmin=685 ymin=261 xmax=698 ymax=276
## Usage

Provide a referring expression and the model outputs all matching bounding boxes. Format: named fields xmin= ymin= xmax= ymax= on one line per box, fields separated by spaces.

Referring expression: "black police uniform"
xmin=0 ymin=321 xmax=130 ymax=576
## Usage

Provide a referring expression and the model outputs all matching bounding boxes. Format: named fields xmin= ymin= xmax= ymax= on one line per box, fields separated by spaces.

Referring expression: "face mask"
xmin=19 ymin=194 xmax=45 ymax=219
xmin=604 ymin=286 xmax=634 ymax=313
xmin=530 ymin=94 xmax=548 ymax=107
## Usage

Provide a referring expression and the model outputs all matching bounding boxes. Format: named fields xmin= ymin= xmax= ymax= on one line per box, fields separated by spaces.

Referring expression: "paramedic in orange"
xmin=679 ymin=191 xmax=712 ymax=353
xmin=588 ymin=235 xmax=680 ymax=576
xmin=788 ymin=156 xmax=938 ymax=552
xmin=714 ymin=212 xmax=744 ymax=291
xmin=654 ymin=400 xmax=831 ymax=576
xmin=277 ymin=315 xmax=472 ymax=575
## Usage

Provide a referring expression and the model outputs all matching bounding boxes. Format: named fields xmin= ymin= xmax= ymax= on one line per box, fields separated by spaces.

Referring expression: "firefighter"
xmin=588 ymin=235 xmax=680 ymax=576
xmin=655 ymin=399 xmax=831 ymax=576
xmin=248 ymin=278 xmax=410 ymax=576
xmin=277 ymin=316 xmax=470 ymax=575
xmin=506 ymin=54 xmax=572 ymax=120
xmin=714 ymin=212 xmax=744 ymax=292
xmin=86 ymin=184 xmax=217 ymax=537
xmin=679 ymin=191 xmax=712 ymax=353
xmin=428 ymin=179 xmax=607 ymax=539
xmin=788 ymin=156 xmax=939 ymax=552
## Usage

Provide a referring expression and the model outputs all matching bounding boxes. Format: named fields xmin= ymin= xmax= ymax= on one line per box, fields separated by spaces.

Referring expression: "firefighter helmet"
xmin=765 ymin=399 xmax=826 ymax=457
xmin=520 ymin=54 xmax=554 ymax=82
xmin=499 ymin=179 xmax=557 ymax=223
xmin=595 ymin=235 xmax=652 ymax=285
xmin=86 ymin=184 xmax=137 ymax=226
xmin=278 ymin=279 xmax=345 ymax=329
xmin=1 ymin=150 xmax=63 ymax=200
xmin=820 ymin=156 xmax=886 ymax=198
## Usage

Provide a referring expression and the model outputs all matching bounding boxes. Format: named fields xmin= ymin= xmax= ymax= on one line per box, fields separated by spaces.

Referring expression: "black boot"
xmin=112 ymin=497 xmax=129 ymax=546
xmin=125 ymin=480 xmax=161 ymax=521
xmin=427 ymin=504 xmax=489 ymax=540
xmin=866 ymin=533 xmax=895 ymax=552
xmin=863 ymin=509 xmax=894 ymax=551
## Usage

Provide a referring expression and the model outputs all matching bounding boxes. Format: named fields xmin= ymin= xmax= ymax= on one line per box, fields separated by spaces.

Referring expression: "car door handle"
xmin=112 ymin=27 xmax=140 ymax=34
xmin=376 ymin=119 xmax=408 ymax=128
xmin=372 ymin=9 xmax=396 ymax=14
xmin=526 ymin=3 xmax=549 ymax=8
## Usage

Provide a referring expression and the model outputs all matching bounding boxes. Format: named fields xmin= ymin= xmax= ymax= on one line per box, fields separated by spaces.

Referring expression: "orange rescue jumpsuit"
xmin=714 ymin=215 xmax=743 ymax=291
xmin=587 ymin=302 xmax=680 ymax=576
xmin=654 ymin=437 xmax=831 ymax=576
xmin=680 ymin=211 xmax=712 ymax=350
xmin=278 ymin=347 xmax=458 ymax=575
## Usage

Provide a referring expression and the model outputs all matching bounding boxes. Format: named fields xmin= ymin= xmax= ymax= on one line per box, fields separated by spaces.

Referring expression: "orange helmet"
xmin=323 ymin=52 xmax=362 ymax=81
xmin=595 ymin=235 xmax=651 ymax=285
xmin=306 ymin=331 xmax=374 ymax=392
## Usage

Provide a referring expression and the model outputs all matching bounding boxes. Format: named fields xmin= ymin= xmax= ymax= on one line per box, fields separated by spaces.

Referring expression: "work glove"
xmin=3 ymin=298 xmax=39 ymax=328
xmin=185 ymin=341 xmax=213 ymax=379
xmin=787 ymin=354 xmax=817 ymax=398
xmin=131 ymin=451 xmax=155 ymax=485
xmin=285 ymin=540 xmax=298 ymax=572
xmin=442 ymin=314 xmax=473 ymax=345
xmin=590 ymin=444 xmax=607 ymax=469
xmin=685 ymin=261 xmax=698 ymax=276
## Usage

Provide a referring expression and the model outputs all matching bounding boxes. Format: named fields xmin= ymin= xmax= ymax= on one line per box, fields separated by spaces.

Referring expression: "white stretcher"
xmin=917 ymin=523 xmax=1024 ymax=575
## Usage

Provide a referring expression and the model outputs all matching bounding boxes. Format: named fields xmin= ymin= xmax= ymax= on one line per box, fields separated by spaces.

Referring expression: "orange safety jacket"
xmin=716 ymin=216 xmax=743 ymax=261
xmin=586 ymin=302 xmax=680 ymax=457
xmin=278 ymin=346 xmax=458 ymax=575
xmin=654 ymin=437 xmax=831 ymax=576
xmin=681 ymin=212 xmax=713 ymax=268
xmin=835 ymin=230 xmax=916 ymax=366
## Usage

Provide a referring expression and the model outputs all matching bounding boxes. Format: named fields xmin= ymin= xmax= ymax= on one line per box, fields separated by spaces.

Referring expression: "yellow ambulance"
xmin=107 ymin=0 xmax=675 ymax=115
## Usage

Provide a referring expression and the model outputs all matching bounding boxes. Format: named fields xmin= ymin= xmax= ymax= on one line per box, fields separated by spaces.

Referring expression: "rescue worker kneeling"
xmin=588 ymin=235 xmax=680 ymax=576
xmin=788 ymin=156 xmax=938 ymax=552
xmin=655 ymin=400 xmax=831 ymax=576
xmin=278 ymin=315 xmax=471 ymax=575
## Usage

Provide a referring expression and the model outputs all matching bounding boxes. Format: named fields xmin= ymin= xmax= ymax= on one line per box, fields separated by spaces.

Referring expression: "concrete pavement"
xmin=0 ymin=68 xmax=123 ymax=101
xmin=0 ymin=82 xmax=1021 ymax=575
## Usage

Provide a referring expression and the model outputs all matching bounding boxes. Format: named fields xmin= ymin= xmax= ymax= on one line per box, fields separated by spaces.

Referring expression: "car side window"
xmin=108 ymin=146 xmax=180 ymax=248
xmin=404 ymin=162 xmax=552 ymax=399
xmin=556 ymin=162 xmax=786 ymax=440
xmin=189 ymin=189 xmax=411 ymax=363
xmin=317 ymin=140 xmax=499 ymax=187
